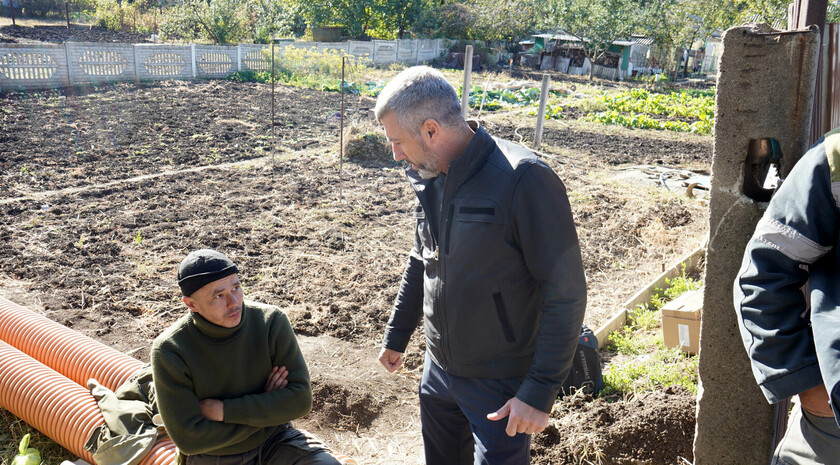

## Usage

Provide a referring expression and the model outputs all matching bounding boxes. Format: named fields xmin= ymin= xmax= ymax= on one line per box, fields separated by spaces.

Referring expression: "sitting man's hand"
xmin=199 ymin=399 xmax=224 ymax=422
xmin=800 ymin=383 xmax=834 ymax=418
xmin=264 ymin=365 xmax=289 ymax=392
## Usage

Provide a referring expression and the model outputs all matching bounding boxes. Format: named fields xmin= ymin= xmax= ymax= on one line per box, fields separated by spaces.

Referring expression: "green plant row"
xmin=599 ymin=88 xmax=715 ymax=119
xmin=584 ymin=110 xmax=712 ymax=135
xmin=462 ymin=86 xmax=567 ymax=112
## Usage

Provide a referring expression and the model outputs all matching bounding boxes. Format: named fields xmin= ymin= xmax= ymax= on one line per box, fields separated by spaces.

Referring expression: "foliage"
xmin=94 ymin=0 xmax=159 ymax=33
xmin=411 ymin=2 xmax=475 ymax=40
xmin=469 ymin=0 xmax=537 ymax=44
xmin=829 ymin=2 xmax=840 ymax=24
xmin=229 ymin=47 xmax=383 ymax=97
xmin=736 ymin=0 xmax=789 ymax=27
xmin=159 ymin=0 xmax=302 ymax=43
xmin=602 ymin=267 xmax=703 ymax=395
xmin=291 ymin=0 xmax=432 ymax=39
xmin=583 ymin=88 xmax=715 ymax=134
xmin=603 ymin=348 xmax=699 ymax=395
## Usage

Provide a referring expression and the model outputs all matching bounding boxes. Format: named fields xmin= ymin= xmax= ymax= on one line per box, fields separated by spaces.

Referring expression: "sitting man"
xmin=152 ymin=249 xmax=342 ymax=465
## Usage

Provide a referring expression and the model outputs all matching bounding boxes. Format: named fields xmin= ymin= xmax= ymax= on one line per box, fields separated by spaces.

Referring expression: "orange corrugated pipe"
xmin=0 ymin=339 xmax=103 ymax=463
xmin=0 ymin=296 xmax=143 ymax=391
xmin=0 ymin=298 xmax=177 ymax=465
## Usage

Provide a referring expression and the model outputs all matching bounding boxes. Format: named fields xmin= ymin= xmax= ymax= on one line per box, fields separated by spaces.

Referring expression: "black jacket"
xmin=383 ymin=125 xmax=587 ymax=413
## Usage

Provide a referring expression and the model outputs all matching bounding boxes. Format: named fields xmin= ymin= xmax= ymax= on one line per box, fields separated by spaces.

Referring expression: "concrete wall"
xmin=0 ymin=39 xmax=443 ymax=92
xmin=693 ymin=23 xmax=820 ymax=464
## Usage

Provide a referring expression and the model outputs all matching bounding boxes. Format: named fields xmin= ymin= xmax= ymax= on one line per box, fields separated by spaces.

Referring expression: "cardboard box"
xmin=661 ymin=289 xmax=703 ymax=355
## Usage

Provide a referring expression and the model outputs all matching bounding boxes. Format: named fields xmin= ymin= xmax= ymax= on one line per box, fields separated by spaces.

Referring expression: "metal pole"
xmin=339 ymin=56 xmax=345 ymax=199
xmin=271 ymin=39 xmax=276 ymax=165
xmin=461 ymin=45 xmax=473 ymax=118
xmin=10 ymin=0 xmax=16 ymax=27
xmin=65 ymin=1 xmax=70 ymax=27
xmin=533 ymin=74 xmax=550 ymax=148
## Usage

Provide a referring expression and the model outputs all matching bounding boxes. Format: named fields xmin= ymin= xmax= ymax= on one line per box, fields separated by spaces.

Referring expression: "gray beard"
xmin=417 ymin=168 xmax=439 ymax=179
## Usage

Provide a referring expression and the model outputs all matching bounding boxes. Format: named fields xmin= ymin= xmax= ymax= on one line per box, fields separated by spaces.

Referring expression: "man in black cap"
xmin=151 ymin=249 xmax=343 ymax=465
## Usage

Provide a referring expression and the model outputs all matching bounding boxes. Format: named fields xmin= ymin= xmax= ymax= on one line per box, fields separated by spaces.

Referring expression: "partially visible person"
xmin=152 ymin=249 xmax=343 ymax=465
xmin=735 ymin=127 xmax=840 ymax=464
xmin=375 ymin=66 xmax=587 ymax=464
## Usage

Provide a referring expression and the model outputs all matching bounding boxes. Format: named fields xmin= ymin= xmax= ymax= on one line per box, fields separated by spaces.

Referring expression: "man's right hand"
xmin=799 ymin=383 xmax=834 ymax=417
xmin=378 ymin=348 xmax=403 ymax=373
xmin=264 ymin=366 xmax=289 ymax=392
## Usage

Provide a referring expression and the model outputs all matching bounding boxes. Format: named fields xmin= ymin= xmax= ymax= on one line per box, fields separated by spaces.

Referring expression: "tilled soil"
xmin=0 ymin=78 xmax=710 ymax=464
xmin=0 ymin=24 xmax=152 ymax=44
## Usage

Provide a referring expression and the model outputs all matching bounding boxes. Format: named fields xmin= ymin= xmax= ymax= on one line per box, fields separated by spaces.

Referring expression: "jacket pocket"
xmin=414 ymin=204 xmax=435 ymax=256
xmin=492 ymin=292 xmax=516 ymax=343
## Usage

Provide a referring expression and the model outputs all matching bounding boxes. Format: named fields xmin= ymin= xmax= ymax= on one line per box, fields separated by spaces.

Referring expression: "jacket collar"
xmin=406 ymin=121 xmax=495 ymax=193
xmin=190 ymin=303 xmax=246 ymax=340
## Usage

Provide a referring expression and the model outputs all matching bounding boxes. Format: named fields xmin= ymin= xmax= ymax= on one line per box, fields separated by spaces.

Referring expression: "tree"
xmin=411 ymin=2 xmax=476 ymax=39
xmin=541 ymin=0 xmax=638 ymax=78
xmin=470 ymin=0 xmax=538 ymax=47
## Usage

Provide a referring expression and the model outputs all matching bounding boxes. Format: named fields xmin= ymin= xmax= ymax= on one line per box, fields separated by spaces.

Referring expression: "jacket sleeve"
xmin=734 ymin=141 xmax=836 ymax=405
xmin=222 ymin=312 xmax=312 ymax=427
xmin=511 ymin=162 xmax=587 ymax=413
xmin=152 ymin=349 xmax=265 ymax=455
xmin=382 ymin=218 xmax=425 ymax=353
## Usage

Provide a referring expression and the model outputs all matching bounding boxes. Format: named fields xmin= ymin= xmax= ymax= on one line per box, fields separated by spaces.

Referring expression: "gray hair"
xmin=374 ymin=66 xmax=464 ymax=136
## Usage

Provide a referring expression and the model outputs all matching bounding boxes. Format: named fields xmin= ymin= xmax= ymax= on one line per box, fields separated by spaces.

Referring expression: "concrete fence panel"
xmin=194 ymin=45 xmax=236 ymax=77
xmin=0 ymin=43 xmax=70 ymax=90
xmin=372 ymin=40 xmax=396 ymax=64
xmin=240 ymin=44 xmax=270 ymax=72
xmin=0 ymin=38 xmax=442 ymax=92
xmin=67 ymin=42 xmax=135 ymax=85
xmin=134 ymin=44 xmax=192 ymax=81
xmin=396 ymin=39 xmax=416 ymax=64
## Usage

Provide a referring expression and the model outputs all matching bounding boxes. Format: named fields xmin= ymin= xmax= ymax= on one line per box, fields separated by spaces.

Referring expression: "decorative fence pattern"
xmin=0 ymin=39 xmax=443 ymax=92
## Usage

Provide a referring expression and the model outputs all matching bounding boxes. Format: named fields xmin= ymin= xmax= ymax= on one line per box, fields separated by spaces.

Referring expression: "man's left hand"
xmin=487 ymin=397 xmax=549 ymax=437
xmin=199 ymin=399 xmax=224 ymax=422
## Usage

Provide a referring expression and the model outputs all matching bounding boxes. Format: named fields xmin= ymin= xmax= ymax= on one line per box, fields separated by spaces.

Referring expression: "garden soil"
xmin=1 ymin=60 xmax=710 ymax=463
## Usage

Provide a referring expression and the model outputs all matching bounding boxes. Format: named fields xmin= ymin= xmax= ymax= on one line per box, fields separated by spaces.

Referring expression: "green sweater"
xmin=151 ymin=301 xmax=311 ymax=457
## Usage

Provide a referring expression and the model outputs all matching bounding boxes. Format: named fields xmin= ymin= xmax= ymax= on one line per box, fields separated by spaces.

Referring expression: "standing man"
xmin=375 ymin=66 xmax=587 ymax=464
xmin=735 ymin=128 xmax=840 ymax=464
xmin=152 ymin=249 xmax=343 ymax=465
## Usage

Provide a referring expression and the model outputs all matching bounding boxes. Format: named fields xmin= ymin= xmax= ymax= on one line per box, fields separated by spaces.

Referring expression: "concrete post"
xmin=693 ymin=23 xmax=821 ymax=464
xmin=534 ymin=74 xmax=550 ymax=148
xmin=461 ymin=45 xmax=473 ymax=119
xmin=133 ymin=45 xmax=139 ymax=83
xmin=64 ymin=42 xmax=73 ymax=86
xmin=190 ymin=43 xmax=196 ymax=79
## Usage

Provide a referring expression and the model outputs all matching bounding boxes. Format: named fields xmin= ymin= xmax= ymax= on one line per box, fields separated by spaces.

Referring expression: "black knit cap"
xmin=177 ymin=249 xmax=240 ymax=297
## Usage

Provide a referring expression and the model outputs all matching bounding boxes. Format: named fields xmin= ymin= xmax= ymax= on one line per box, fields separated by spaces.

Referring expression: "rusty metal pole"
xmin=339 ymin=56 xmax=345 ymax=200
xmin=271 ymin=39 xmax=276 ymax=165
xmin=789 ymin=0 xmax=829 ymax=144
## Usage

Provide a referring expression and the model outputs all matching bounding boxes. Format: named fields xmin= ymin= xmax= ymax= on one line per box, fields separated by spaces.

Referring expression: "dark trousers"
xmin=773 ymin=402 xmax=840 ymax=465
xmin=185 ymin=424 xmax=340 ymax=465
xmin=419 ymin=354 xmax=531 ymax=465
